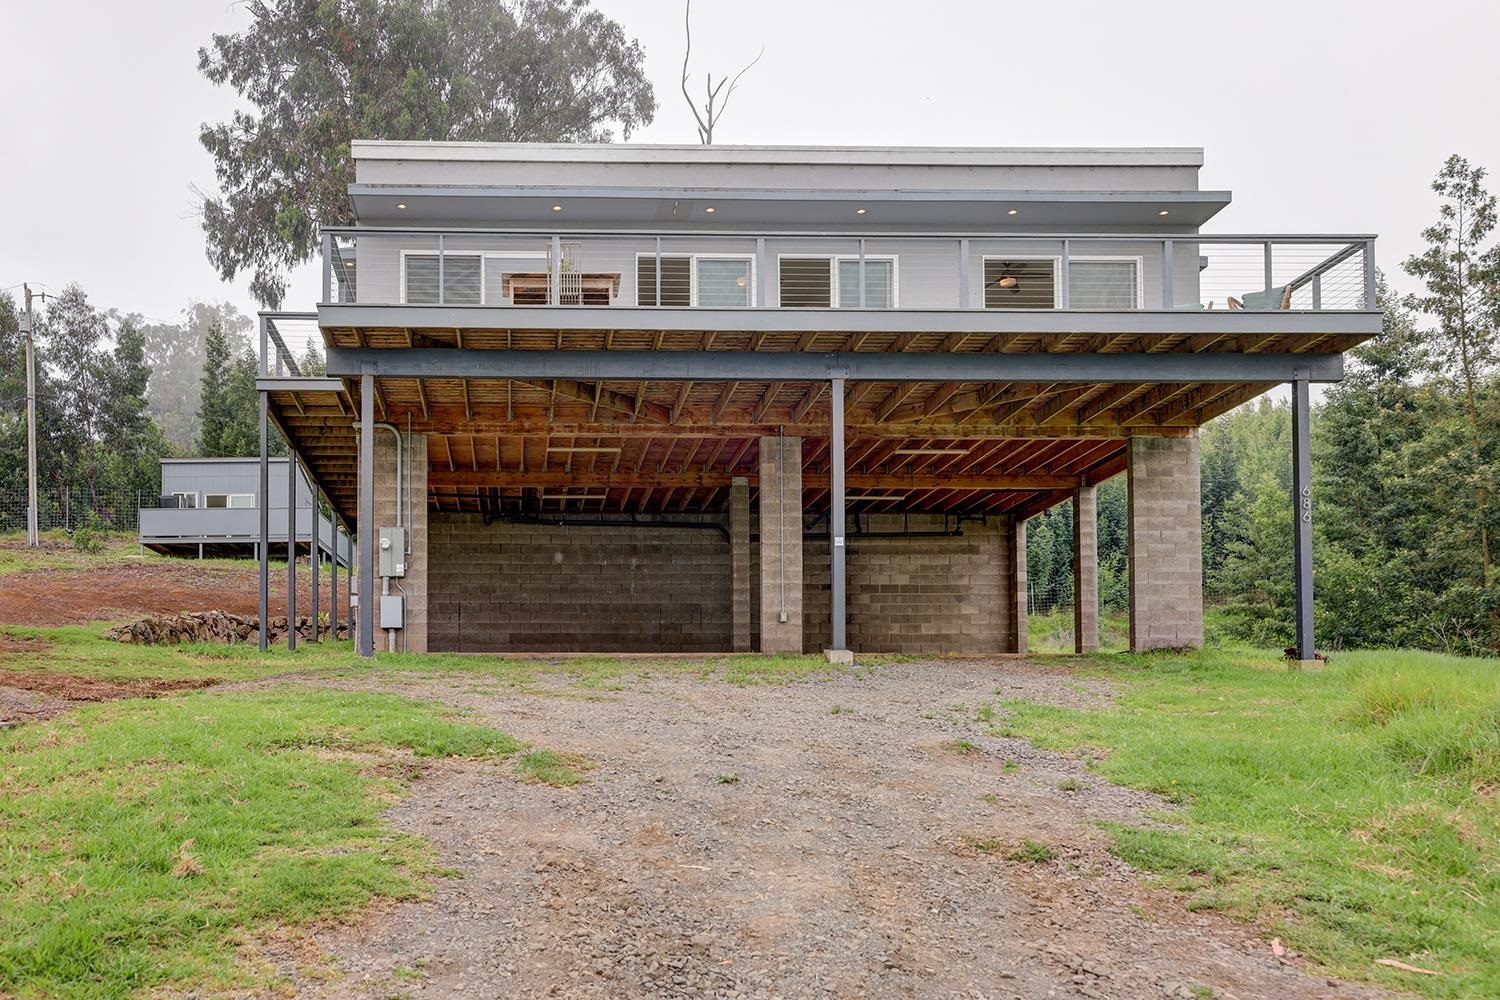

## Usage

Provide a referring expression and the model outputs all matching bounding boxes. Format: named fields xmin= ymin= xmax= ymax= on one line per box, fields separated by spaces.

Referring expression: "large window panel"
xmin=836 ymin=259 xmax=894 ymax=308
xmin=404 ymin=253 xmax=481 ymax=304
xmin=636 ymin=255 xmax=691 ymax=306
xmin=696 ymin=258 xmax=753 ymax=307
xmin=1069 ymin=259 xmax=1139 ymax=309
xmin=984 ymin=259 xmax=1056 ymax=309
xmin=778 ymin=257 xmax=833 ymax=307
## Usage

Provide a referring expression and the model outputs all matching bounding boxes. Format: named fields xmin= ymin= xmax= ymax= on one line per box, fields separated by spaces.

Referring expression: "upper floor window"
xmin=636 ymin=254 xmax=753 ymax=307
xmin=779 ymin=256 xmax=896 ymax=308
xmin=204 ymin=493 xmax=255 ymax=509
xmin=403 ymin=252 xmax=482 ymax=304
xmin=984 ymin=257 xmax=1140 ymax=309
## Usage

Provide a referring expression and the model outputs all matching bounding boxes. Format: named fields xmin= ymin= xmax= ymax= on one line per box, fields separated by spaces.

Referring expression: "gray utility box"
xmin=380 ymin=595 xmax=405 ymax=630
xmin=378 ymin=527 xmax=407 ymax=577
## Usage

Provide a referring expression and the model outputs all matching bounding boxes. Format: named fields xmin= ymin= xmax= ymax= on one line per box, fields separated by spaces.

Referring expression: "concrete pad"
xmin=825 ymin=648 xmax=854 ymax=665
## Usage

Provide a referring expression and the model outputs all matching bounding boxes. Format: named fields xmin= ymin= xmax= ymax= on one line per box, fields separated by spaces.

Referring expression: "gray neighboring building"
xmin=140 ymin=457 xmax=351 ymax=565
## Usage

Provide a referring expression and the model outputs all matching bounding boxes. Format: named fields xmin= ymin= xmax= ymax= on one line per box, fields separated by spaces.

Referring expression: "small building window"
xmin=636 ymin=255 xmax=752 ymax=306
xmin=204 ymin=494 xmax=255 ymax=509
xmin=780 ymin=257 xmax=896 ymax=308
xmin=637 ymin=255 xmax=692 ymax=306
xmin=778 ymin=258 xmax=832 ymax=307
xmin=984 ymin=259 xmax=1057 ymax=309
xmin=171 ymin=492 xmax=198 ymax=509
xmin=696 ymin=258 xmax=753 ymax=307
xmin=404 ymin=253 xmax=482 ymax=304
xmin=1068 ymin=259 xmax=1140 ymax=309
xmin=835 ymin=259 xmax=895 ymax=308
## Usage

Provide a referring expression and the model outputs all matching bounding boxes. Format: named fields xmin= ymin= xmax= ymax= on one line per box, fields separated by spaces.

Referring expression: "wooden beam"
xmin=426 ymin=468 xmax=1080 ymax=490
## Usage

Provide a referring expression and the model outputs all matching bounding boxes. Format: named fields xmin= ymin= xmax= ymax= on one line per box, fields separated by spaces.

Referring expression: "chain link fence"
xmin=0 ymin=489 xmax=145 ymax=535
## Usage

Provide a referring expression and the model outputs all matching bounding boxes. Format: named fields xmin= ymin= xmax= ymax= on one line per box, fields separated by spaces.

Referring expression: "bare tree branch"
xmin=680 ymin=0 xmax=762 ymax=144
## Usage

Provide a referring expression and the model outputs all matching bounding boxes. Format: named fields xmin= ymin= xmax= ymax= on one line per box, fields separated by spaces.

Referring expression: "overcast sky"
xmin=3 ymin=0 xmax=1498 ymax=327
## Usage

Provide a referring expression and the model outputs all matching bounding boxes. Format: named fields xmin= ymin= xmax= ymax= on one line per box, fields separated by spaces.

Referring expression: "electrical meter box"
xmin=378 ymin=527 xmax=406 ymax=577
xmin=379 ymin=595 xmax=405 ymax=630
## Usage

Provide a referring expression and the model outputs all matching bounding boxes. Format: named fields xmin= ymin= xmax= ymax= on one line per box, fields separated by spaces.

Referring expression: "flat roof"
xmin=351 ymin=141 xmax=1206 ymax=168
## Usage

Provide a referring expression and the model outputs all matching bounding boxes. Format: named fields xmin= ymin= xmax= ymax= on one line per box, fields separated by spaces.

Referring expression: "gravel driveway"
xmin=267 ymin=658 xmax=1383 ymax=1000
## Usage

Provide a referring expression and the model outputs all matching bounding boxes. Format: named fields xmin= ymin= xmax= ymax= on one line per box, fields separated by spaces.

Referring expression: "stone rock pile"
xmin=105 ymin=611 xmax=349 ymax=646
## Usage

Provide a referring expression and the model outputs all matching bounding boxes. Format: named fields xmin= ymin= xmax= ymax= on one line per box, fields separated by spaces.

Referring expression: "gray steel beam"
xmin=325 ymin=346 xmax=1346 ymax=384
xmin=319 ymin=303 xmax=1382 ymax=339
xmin=830 ymin=378 xmax=847 ymax=653
xmin=287 ymin=445 xmax=297 ymax=652
xmin=358 ymin=372 xmax=376 ymax=657
xmin=258 ymin=390 xmax=269 ymax=651
xmin=1291 ymin=379 xmax=1315 ymax=661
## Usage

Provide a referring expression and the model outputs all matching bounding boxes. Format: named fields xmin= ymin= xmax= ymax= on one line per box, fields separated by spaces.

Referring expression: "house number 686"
xmin=1300 ymin=485 xmax=1312 ymax=523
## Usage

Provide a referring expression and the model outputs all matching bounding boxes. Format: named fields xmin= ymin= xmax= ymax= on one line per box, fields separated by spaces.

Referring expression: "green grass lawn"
xmin=0 ymin=688 xmax=560 ymax=1000
xmin=1004 ymin=647 xmax=1500 ymax=998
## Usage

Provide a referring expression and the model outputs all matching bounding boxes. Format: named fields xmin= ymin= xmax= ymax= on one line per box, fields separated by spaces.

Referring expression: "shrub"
xmin=71 ymin=512 xmax=105 ymax=553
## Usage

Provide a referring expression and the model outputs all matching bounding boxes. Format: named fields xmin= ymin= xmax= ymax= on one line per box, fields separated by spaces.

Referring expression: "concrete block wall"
xmin=1128 ymin=434 xmax=1205 ymax=650
xmin=427 ymin=514 xmax=731 ymax=652
xmin=754 ymin=514 xmax=1019 ymax=654
xmin=374 ymin=434 xmax=428 ymax=652
xmin=758 ymin=436 xmax=804 ymax=653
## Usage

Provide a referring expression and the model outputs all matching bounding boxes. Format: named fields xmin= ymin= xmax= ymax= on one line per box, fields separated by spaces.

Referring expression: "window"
xmin=696 ymin=258 xmax=753 ymax=307
xmin=984 ymin=259 xmax=1056 ymax=309
xmin=171 ymin=492 xmax=197 ymax=509
xmin=983 ymin=257 xmax=1141 ymax=309
xmin=778 ymin=258 xmax=832 ymax=307
xmin=779 ymin=256 xmax=897 ymax=308
xmin=204 ymin=494 xmax=254 ymax=509
xmin=836 ymin=259 xmax=894 ymax=308
xmin=403 ymin=253 xmax=482 ymax=304
xmin=1068 ymin=259 xmax=1139 ymax=309
xmin=635 ymin=255 xmax=752 ymax=306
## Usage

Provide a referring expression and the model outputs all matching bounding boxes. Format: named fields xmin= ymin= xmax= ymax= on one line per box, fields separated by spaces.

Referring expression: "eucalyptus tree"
xmin=197 ymin=0 xmax=657 ymax=307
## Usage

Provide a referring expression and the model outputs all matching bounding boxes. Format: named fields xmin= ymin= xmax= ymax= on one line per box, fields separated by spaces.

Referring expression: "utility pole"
xmin=22 ymin=285 xmax=40 ymax=548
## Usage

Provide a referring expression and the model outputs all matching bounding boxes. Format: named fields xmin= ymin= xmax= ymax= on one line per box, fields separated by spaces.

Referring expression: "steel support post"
xmin=286 ymin=447 xmax=297 ymax=652
xmin=958 ymin=239 xmax=970 ymax=308
xmin=1059 ymin=239 xmax=1071 ymax=309
xmin=258 ymin=390 xmax=270 ymax=651
xmin=1291 ymin=378 xmax=1315 ymax=662
xmin=830 ymin=378 xmax=848 ymax=654
xmin=310 ymin=484 xmax=320 ymax=642
xmin=358 ymin=372 xmax=376 ymax=657
xmin=330 ymin=526 xmax=339 ymax=641
xmin=1161 ymin=240 xmax=1175 ymax=309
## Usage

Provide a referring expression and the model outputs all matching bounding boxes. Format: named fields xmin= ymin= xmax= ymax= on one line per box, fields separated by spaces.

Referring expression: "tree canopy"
xmin=197 ymin=0 xmax=658 ymax=307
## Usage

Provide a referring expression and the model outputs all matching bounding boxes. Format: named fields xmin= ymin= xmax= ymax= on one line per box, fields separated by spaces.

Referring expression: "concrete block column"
xmin=758 ymin=436 xmax=803 ymax=654
xmin=729 ymin=476 xmax=752 ymax=652
xmin=1073 ymin=485 xmax=1100 ymax=654
xmin=1128 ymin=434 xmax=1204 ymax=651
xmin=1008 ymin=516 xmax=1028 ymax=655
xmin=374 ymin=432 xmax=429 ymax=652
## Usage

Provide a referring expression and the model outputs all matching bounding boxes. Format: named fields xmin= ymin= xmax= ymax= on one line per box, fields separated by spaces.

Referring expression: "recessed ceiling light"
xmin=1007 ymin=209 xmax=1019 ymax=216
xmin=396 ymin=203 xmax=406 ymax=209
xmin=704 ymin=206 xmax=716 ymax=213
xmin=856 ymin=208 xmax=867 ymax=215
xmin=1158 ymin=209 xmax=1170 ymax=216
xmin=552 ymin=204 xmax=563 ymax=212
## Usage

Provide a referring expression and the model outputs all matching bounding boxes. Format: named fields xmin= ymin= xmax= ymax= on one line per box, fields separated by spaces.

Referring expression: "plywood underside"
xmin=274 ymin=324 xmax=1368 ymax=525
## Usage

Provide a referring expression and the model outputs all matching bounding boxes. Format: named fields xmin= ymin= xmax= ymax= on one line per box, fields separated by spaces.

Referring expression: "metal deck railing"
xmin=317 ymin=227 xmax=1377 ymax=314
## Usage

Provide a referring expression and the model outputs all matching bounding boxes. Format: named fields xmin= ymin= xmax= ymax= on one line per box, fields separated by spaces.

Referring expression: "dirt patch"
xmin=0 ymin=561 xmax=327 ymax=627
xmin=0 ymin=670 xmax=221 ymax=726
xmin=251 ymin=659 xmax=1387 ymax=1000
xmin=0 ymin=633 xmax=50 ymax=654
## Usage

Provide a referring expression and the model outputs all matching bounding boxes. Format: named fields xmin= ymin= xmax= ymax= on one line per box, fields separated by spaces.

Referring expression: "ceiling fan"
xmin=989 ymin=261 xmax=1028 ymax=294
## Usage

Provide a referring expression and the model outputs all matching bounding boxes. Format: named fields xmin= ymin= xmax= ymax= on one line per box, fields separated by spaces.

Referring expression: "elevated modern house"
xmin=256 ymin=142 xmax=1379 ymax=660
xmin=141 ymin=456 xmax=350 ymax=564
